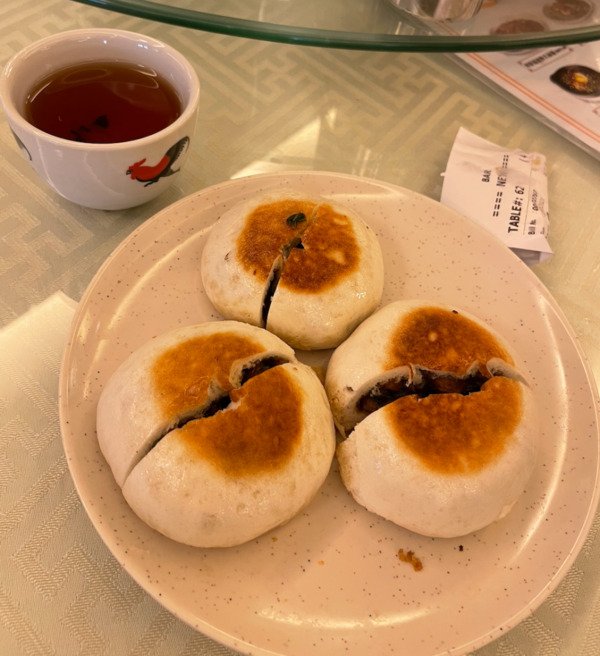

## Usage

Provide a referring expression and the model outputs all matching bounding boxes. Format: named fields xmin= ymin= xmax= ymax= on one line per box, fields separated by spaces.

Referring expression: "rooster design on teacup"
xmin=126 ymin=136 xmax=190 ymax=186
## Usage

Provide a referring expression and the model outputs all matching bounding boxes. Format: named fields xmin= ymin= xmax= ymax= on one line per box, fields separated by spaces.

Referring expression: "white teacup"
xmin=0 ymin=29 xmax=200 ymax=210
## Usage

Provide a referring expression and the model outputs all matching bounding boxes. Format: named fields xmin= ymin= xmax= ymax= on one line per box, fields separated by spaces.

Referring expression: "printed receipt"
xmin=440 ymin=128 xmax=552 ymax=265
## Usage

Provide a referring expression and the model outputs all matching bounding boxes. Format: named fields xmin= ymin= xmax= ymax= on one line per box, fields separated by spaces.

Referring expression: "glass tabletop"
xmin=73 ymin=0 xmax=600 ymax=51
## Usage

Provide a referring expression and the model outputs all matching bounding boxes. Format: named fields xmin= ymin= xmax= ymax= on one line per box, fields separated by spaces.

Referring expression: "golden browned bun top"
xmin=384 ymin=307 xmax=522 ymax=475
xmin=151 ymin=332 xmax=264 ymax=418
xmin=386 ymin=306 xmax=513 ymax=374
xmin=236 ymin=198 xmax=360 ymax=293
xmin=177 ymin=366 xmax=303 ymax=477
xmin=386 ymin=377 xmax=523 ymax=474
xmin=151 ymin=331 xmax=303 ymax=477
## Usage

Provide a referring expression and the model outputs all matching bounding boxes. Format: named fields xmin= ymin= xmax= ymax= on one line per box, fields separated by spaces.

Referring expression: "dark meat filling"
xmin=261 ymin=256 xmax=283 ymax=328
xmin=356 ymin=367 xmax=493 ymax=416
xmin=147 ymin=355 xmax=289 ymax=456
xmin=145 ymin=392 xmax=231 ymax=456
xmin=357 ymin=375 xmax=413 ymax=416
xmin=260 ymin=236 xmax=305 ymax=328
xmin=238 ymin=355 xmax=290 ymax=385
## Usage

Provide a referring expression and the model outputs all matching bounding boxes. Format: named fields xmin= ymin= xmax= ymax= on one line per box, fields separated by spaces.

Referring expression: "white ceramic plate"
xmin=59 ymin=171 xmax=600 ymax=656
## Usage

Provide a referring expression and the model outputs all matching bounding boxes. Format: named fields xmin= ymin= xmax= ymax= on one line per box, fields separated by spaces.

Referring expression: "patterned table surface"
xmin=1 ymin=1 xmax=599 ymax=655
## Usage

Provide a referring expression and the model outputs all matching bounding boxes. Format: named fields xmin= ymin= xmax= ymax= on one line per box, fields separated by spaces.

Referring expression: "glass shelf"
xmin=73 ymin=0 xmax=600 ymax=51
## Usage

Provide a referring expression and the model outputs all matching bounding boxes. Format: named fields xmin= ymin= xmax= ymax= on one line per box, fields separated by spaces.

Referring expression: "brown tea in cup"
xmin=1 ymin=28 xmax=200 ymax=209
xmin=24 ymin=61 xmax=182 ymax=144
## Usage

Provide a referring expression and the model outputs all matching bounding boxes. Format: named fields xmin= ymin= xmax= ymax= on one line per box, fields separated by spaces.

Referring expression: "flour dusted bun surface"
xmin=96 ymin=320 xmax=336 ymax=547
xmin=200 ymin=193 xmax=384 ymax=350
xmin=325 ymin=300 xmax=537 ymax=538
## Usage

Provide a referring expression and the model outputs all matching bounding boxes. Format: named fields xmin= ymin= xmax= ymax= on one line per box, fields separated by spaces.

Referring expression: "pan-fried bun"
xmin=325 ymin=300 xmax=537 ymax=538
xmin=97 ymin=321 xmax=335 ymax=547
xmin=200 ymin=193 xmax=384 ymax=350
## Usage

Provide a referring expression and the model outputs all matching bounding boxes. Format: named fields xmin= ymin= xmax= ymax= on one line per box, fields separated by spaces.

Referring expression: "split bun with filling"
xmin=325 ymin=300 xmax=537 ymax=538
xmin=200 ymin=193 xmax=384 ymax=350
xmin=96 ymin=320 xmax=336 ymax=547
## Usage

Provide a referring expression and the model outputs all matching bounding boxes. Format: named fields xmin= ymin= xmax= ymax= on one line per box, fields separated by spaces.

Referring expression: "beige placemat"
xmin=0 ymin=292 xmax=598 ymax=656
